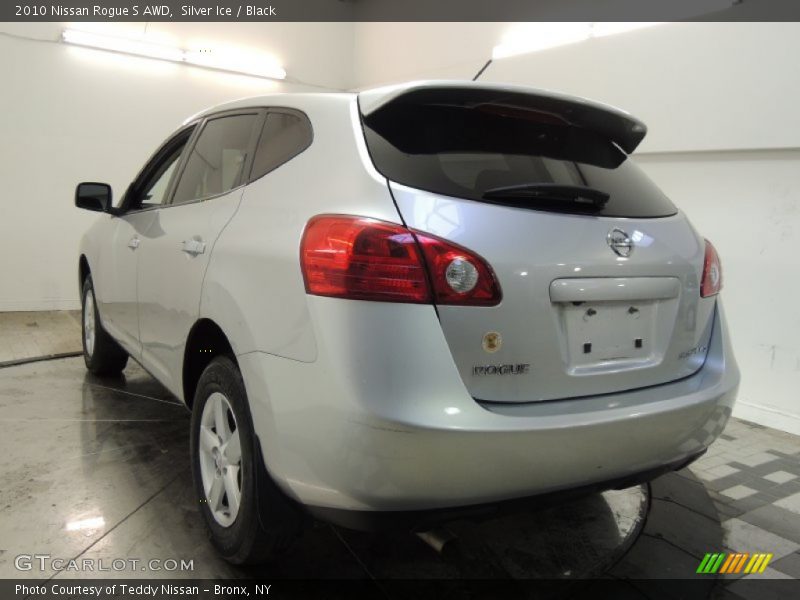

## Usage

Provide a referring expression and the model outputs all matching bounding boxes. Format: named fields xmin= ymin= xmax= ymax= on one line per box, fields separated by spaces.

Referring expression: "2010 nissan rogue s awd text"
xmin=74 ymin=81 xmax=739 ymax=564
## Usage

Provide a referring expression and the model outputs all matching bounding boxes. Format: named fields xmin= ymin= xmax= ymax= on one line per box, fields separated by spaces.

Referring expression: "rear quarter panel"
xmin=199 ymin=96 xmax=400 ymax=362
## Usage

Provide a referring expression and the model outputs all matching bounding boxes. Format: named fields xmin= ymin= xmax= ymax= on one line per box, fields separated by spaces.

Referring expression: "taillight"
xmin=300 ymin=215 xmax=429 ymax=303
xmin=300 ymin=215 xmax=501 ymax=306
xmin=414 ymin=233 xmax=501 ymax=306
xmin=701 ymin=239 xmax=722 ymax=297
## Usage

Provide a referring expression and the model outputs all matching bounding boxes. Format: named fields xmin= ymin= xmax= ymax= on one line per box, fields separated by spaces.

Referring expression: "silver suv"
xmin=75 ymin=81 xmax=739 ymax=563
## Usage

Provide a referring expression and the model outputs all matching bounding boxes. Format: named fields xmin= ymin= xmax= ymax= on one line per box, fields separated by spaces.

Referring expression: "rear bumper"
xmin=306 ymin=451 xmax=703 ymax=532
xmin=238 ymin=298 xmax=738 ymax=516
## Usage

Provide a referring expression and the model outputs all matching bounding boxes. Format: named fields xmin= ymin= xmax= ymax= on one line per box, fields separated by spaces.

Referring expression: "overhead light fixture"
xmin=492 ymin=22 xmax=666 ymax=59
xmin=184 ymin=46 xmax=286 ymax=81
xmin=62 ymin=29 xmax=286 ymax=81
xmin=63 ymin=29 xmax=185 ymax=62
xmin=490 ymin=0 xmax=739 ymax=60
xmin=591 ymin=22 xmax=663 ymax=37
xmin=492 ymin=0 xmax=739 ymax=60
xmin=492 ymin=23 xmax=591 ymax=59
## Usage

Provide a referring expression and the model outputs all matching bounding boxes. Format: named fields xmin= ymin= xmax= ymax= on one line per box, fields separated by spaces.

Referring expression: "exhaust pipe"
xmin=416 ymin=528 xmax=457 ymax=554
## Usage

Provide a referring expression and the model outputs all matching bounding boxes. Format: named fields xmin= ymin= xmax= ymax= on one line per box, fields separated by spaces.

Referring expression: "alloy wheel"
xmin=198 ymin=392 xmax=243 ymax=527
xmin=83 ymin=289 xmax=96 ymax=357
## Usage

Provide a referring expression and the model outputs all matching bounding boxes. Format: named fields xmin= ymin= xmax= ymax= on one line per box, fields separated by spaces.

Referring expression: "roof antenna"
xmin=472 ymin=59 xmax=493 ymax=81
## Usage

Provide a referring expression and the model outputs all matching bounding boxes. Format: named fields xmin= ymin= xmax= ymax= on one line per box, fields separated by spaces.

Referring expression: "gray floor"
xmin=0 ymin=310 xmax=81 ymax=364
xmin=0 ymin=357 xmax=647 ymax=582
xmin=0 ymin=354 xmax=798 ymax=597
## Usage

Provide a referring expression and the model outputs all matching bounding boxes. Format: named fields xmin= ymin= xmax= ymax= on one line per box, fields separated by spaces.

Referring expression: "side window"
xmin=250 ymin=111 xmax=312 ymax=181
xmin=171 ymin=113 xmax=259 ymax=205
xmin=127 ymin=127 xmax=193 ymax=210
xmin=139 ymin=147 xmax=183 ymax=208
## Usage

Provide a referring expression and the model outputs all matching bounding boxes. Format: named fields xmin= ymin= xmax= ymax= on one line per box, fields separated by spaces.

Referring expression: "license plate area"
xmin=557 ymin=300 xmax=660 ymax=373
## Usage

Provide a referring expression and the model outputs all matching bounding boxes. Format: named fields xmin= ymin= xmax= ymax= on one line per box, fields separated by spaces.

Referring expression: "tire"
xmin=81 ymin=275 xmax=128 ymax=376
xmin=190 ymin=355 xmax=304 ymax=564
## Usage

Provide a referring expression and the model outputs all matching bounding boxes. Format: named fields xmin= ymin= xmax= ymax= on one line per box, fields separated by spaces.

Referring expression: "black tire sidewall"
xmin=81 ymin=275 xmax=127 ymax=375
xmin=190 ymin=356 xmax=262 ymax=562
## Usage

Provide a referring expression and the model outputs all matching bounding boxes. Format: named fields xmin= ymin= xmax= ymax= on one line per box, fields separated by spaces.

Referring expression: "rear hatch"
xmin=359 ymin=82 xmax=716 ymax=403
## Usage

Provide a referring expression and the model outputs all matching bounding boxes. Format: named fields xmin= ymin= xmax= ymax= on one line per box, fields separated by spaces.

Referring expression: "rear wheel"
xmin=190 ymin=356 xmax=304 ymax=564
xmin=81 ymin=276 xmax=128 ymax=376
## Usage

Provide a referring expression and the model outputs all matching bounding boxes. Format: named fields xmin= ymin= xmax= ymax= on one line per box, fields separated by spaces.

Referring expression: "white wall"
xmin=485 ymin=23 xmax=800 ymax=153
xmin=353 ymin=22 xmax=800 ymax=153
xmin=351 ymin=22 xmax=800 ymax=434
xmin=352 ymin=22 xmax=506 ymax=90
xmin=637 ymin=150 xmax=800 ymax=435
xmin=0 ymin=22 xmax=353 ymax=311
xmin=2 ymin=22 xmax=798 ymax=434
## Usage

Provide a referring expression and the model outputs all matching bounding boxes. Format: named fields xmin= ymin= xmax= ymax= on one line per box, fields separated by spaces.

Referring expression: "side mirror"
xmin=75 ymin=182 xmax=112 ymax=213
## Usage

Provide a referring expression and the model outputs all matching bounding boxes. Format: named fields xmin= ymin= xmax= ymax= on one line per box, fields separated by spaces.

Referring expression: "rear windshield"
xmin=361 ymin=100 xmax=677 ymax=218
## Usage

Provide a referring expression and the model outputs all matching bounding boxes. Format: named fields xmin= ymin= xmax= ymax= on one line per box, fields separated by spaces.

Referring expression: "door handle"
xmin=181 ymin=238 xmax=206 ymax=256
xmin=127 ymin=236 xmax=140 ymax=250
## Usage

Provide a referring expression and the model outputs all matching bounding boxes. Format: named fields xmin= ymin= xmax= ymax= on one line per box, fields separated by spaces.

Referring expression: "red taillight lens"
xmin=301 ymin=215 xmax=430 ymax=303
xmin=701 ymin=239 xmax=723 ymax=297
xmin=300 ymin=215 xmax=501 ymax=306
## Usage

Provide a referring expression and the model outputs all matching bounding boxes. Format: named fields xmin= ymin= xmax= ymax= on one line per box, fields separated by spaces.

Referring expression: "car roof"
xmin=185 ymin=80 xmax=646 ymax=153
xmin=191 ymin=80 xmax=634 ymax=116
xmin=183 ymin=91 xmax=355 ymax=124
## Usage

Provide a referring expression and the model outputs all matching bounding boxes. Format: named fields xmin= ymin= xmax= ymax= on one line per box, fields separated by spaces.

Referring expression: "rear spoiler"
xmin=358 ymin=81 xmax=647 ymax=154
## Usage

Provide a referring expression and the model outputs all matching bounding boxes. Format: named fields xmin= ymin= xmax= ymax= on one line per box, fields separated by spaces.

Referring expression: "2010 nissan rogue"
xmin=75 ymin=81 xmax=739 ymax=564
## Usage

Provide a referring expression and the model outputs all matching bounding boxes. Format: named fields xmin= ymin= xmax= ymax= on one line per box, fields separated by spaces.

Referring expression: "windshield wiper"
xmin=481 ymin=183 xmax=610 ymax=210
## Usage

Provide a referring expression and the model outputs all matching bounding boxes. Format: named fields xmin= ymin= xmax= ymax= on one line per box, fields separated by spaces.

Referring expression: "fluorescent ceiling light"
xmin=62 ymin=29 xmax=184 ymax=62
xmin=62 ymin=29 xmax=286 ymax=81
xmin=591 ymin=22 xmax=662 ymax=37
xmin=184 ymin=47 xmax=286 ymax=81
xmin=492 ymin=23 xmax=590 ymax=59
xmin=492 ymin=2 xmax=738 ymax=60
xmin=492 ymin=22 xmax=666 ymax=59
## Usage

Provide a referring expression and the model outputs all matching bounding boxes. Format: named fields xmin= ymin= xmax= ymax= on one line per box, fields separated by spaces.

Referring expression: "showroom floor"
xmin=0 ymin=310 xmax=81 ymax=365
xmin=0 ymin=314 xmax=798 ymax=598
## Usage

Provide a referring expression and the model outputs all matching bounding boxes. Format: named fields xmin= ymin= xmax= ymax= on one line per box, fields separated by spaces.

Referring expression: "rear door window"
xmin=362 ymin=100 xmax=676 ymax=218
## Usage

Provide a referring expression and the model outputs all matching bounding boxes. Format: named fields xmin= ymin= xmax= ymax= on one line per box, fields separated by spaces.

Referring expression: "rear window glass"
xmin=250 ymin=110 xmax=312 ymax=181
xmin=362 ymin=101 xmax=676 ymax=218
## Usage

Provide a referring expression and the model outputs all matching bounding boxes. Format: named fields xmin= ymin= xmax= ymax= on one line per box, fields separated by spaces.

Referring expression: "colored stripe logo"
xmin=696 ymin=552 xmax=772 ymax=574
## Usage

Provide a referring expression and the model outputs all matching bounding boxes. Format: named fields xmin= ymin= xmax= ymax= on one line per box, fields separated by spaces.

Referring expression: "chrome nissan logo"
xmin=607 ymin=228 xmax=633 ymax=257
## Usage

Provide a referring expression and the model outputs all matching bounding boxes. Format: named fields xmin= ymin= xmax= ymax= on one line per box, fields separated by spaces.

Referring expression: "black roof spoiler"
xmin=359 ymin=81 xmax=647 ymax=154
